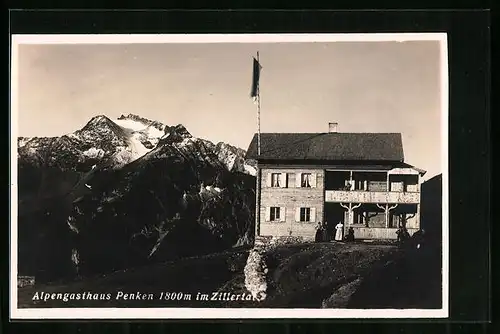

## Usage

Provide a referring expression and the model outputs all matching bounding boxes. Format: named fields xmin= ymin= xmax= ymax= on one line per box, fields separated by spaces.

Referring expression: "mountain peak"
xmin=76 ymin=115 xmax=128 ymax=141
xmin=118 ymin=113 xmax=146 ymax=122
xmin=83 ymin=115 xmax=114 ymax=128
xmin=157 ymin=124 xmax=192 ymax=146
xmin=116 ymin=114 xmax=165 ymax=132
xmin=168 ymin=124 xmax=192 ymax=140
xmin=91 ymin=114 xmax=110 ymax=121
xmin=171 ymin=124 xmax=191 ymax=136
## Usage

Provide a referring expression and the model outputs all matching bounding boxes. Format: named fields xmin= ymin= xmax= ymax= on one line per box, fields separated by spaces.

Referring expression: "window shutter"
xmin=280 ymin=207 xmax=286 ymax=222
xmin=265 ymin=207 xmax=271 ymax=222
xmin=310 ymin=208 xmax=316 ymax=222
xmin=295 ymin=173 xmax=302 ymax=187
xmin=281 ymin=173 xmax=287 ymax=188
xmin=295 ymin=207 xmax=301 ymax=222
xmin=310 ymin=173 xmax=317 ymax=188
xmin=266 ymin=173 xmax=272 ymax=187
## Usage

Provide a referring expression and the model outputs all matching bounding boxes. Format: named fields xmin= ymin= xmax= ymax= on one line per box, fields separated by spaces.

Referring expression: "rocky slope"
xmin=17 ymin=114 xmax=256 ymax=283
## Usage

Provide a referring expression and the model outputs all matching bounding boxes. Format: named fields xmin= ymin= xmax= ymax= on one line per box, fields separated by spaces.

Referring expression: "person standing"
xmin=345 ymin=227 xmax=355 ymax=242
xmin=396 ymin=226 xmax=410 ymax=247
xmin=315 ymin=222 xmax=323 ymax=242
xmin=321 ymin=221 xmax=329 ymax=242
xmin=412 ymin=229 xmax=426 ymax=250
xmin=334 ymin=221 xmax=344 ymax=241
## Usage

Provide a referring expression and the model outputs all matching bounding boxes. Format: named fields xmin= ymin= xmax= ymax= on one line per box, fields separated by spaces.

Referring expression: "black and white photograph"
xmin=10 ymin=33 xmax=448 ymax=319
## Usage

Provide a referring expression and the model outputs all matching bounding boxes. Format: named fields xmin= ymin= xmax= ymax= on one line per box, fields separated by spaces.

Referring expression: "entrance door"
xmin=324 ymin=203 xmax=346 ymax=241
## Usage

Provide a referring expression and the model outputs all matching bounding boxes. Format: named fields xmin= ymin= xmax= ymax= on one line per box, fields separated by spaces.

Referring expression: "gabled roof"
xmin=245 ymin=132 xmax=404 ymax=162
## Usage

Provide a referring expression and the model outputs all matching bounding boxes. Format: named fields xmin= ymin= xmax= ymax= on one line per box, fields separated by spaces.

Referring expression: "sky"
xmin=15 ymin=38 xmax=444 ymax=180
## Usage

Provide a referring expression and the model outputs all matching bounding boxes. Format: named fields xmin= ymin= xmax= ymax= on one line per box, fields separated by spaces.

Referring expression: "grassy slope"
xmin=216 ymin=242 xmax=399 ymax=308
xmin=18 ymin=242 xmax=440 ymax=309
xmin=18 ymin=247 xmax=251 ymax=308
xmin=348 ymin=242 xmax=442 ymax=309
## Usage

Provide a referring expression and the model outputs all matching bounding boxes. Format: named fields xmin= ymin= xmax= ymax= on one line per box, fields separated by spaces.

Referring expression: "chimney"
xmin=328 ymin=122 xmax=338 ymax=133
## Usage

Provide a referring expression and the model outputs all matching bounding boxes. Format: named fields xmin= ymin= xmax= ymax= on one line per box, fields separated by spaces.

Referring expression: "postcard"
xmin=10 ymin=33 xmax=449 ymax=319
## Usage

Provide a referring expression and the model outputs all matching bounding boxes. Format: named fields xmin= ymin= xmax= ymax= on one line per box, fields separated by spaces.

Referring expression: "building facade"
xmin=245 ymin=130 xmax=426 ymax=241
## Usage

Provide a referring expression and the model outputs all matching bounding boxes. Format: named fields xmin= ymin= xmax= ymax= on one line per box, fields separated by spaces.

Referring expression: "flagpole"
xmin=257 ymin=51 xmax=261 ymax=156
xmin=254 ymin=51 xmax=262 ymax=238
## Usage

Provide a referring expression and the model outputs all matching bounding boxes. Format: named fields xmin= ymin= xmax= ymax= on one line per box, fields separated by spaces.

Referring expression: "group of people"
xmin=315 ymin=221 xmax=355 ymax=243
xmin=396 ymin=226 xmax=427 ymax=250
xmin=314 ymin=221 xmax=427 ymax=247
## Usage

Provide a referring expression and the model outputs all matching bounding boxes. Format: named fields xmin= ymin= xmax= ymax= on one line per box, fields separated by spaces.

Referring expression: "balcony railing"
xmin=325 ymin=190 xmax=420 ymax=204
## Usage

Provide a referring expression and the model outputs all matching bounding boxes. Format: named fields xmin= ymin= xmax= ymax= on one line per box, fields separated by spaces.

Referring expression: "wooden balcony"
xmin=325 ymin=190 xmax=420 ymax=204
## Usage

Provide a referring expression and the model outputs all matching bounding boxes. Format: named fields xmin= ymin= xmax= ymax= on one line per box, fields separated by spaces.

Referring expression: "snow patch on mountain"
xmin=207 ymin=185 xmax=222 ymax=193
xmin=83 ymin=147 xmax=105 ymax=159
xmin=115 ymin=117 xmax=165 ymax=140
xmin=244 ymin=164 xmax=257 ymax=176
xmin=199 ymin=183 xmax=224 ymax=201
xmin=218 ymin=151 xmax=237 ymax=171
xmin=212 ymin=142 xmax=257 ymax=176
xmin=111 ymin=114 xmax=168 ymax=163
xmin=129 ymin=132 xmax=152 ymax=156
xmin=18 ymin=137 xmax=31 ymax=148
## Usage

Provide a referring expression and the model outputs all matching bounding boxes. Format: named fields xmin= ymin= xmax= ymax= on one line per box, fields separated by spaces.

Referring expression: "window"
xmin=267 ymin=172 xmax=287 ymax=188
xmin=390 ymin=181 xmax=404 ymax=192
xmin=406 ymin=183 xmax=418 ymax=192
xmin=271 ymin=173 xmax=281 ymax=187
xmin=295 ymin=207 xmax=316 ymax=222
xmin=270 ymin=207 xmax=280 ymax=221
xmin=301 ymin=173 xmax=311 ymax=188
xmin=300 ymin=208 xmax=311 ymax=222
xmin=295 ymin=172 xmax=316 ymax=188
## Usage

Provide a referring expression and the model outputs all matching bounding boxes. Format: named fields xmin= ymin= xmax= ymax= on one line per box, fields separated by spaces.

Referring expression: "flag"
xmin=250 ymin=57 xmax=262 ymax=103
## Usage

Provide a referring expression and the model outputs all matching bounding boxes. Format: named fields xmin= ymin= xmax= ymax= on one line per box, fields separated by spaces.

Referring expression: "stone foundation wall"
xmin=254 ymin=235 xmax=314 ymax=248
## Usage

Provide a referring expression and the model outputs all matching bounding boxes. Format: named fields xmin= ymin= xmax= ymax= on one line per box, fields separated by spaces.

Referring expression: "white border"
xmin=10 ymin=33 xmax=449 ymax=320
xmin=12 ymin=33 xmax=445 ymax=44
